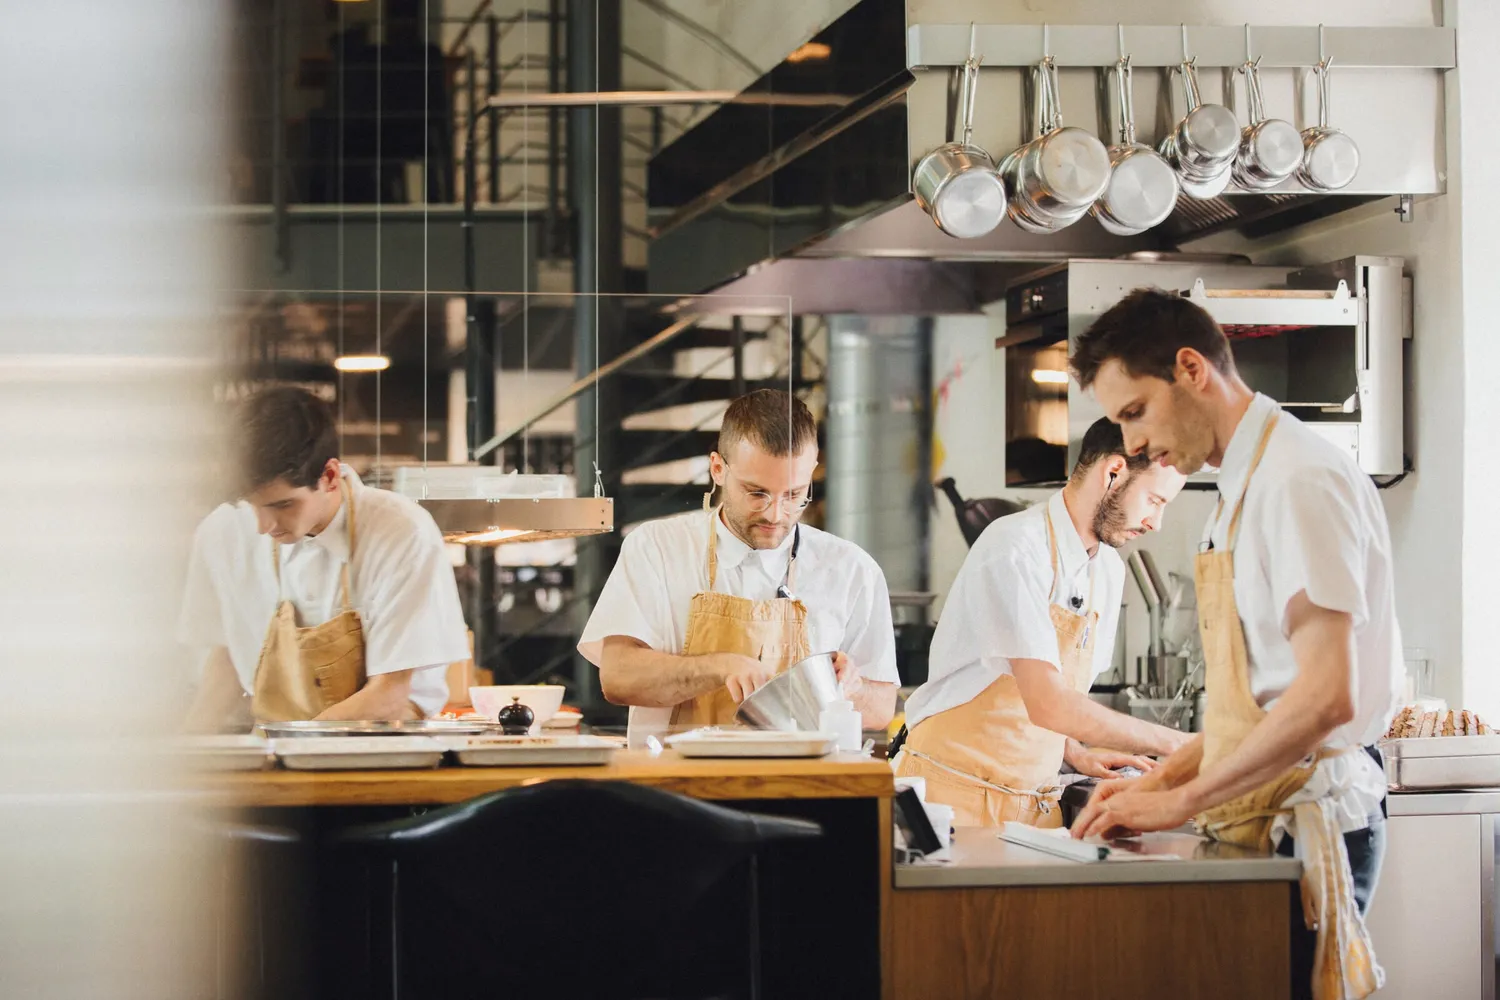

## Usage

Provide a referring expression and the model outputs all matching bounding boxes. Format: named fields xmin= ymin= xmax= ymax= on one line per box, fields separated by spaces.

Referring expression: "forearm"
xmin=1177 ymin=694 xmax=1340 ymax=812
xmin=598 ymin=638 xmax=732 ymax=708
xmin=182 ymin=647 xmax=248 ymax=733
xmin=1042 ymin=689 xmax=1186 ymax=756
xmin=316 ymin=671 xmax=418 ymax=721
xmin=1178 ymin=598 xmax=1355 ymax=813
xmin=850 ymin=680 xmax=896 ymax=731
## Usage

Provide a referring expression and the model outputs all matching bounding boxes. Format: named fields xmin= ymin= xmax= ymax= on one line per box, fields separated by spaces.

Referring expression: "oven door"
xmin=999 ymin=314 xmax=1071 ymax=487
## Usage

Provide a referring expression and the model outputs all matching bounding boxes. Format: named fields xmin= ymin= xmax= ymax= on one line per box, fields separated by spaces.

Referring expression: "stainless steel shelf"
xmin=1185 ymin=278 xmax=1359 ymax=328
xmin=908 ymin=24 xmax=1457 ymax=70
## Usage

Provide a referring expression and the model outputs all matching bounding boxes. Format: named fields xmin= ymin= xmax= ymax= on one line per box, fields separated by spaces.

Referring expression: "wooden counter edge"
xmin=186 ymin=753 xmax=896 ymax=808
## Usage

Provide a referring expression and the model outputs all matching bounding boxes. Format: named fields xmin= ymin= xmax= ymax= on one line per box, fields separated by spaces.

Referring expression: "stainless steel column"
xmin=824 ymin=316 xmax=933 ymax=594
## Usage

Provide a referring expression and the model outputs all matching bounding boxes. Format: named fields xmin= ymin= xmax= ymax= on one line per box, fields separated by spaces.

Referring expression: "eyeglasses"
xmin=724 ymin=465 xmax=814 ymax=515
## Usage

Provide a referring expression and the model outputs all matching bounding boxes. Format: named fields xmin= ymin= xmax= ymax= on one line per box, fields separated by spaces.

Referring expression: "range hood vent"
xmin=646 ymin=0 xmax=1453 ymax=295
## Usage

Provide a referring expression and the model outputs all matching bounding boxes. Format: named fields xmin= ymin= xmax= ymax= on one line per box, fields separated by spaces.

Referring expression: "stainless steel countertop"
xmin=1388 ymin=788 xmax=1500 ymax=816
xmin=895 ymin=825 xmax=1301 ymax=889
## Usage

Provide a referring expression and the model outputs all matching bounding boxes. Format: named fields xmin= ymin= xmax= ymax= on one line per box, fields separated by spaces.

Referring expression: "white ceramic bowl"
xmin=468 ymin=685 xmax=566 ymax=735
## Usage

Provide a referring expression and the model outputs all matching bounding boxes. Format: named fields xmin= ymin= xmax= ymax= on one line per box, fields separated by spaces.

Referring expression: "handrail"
xmin=472 ymin=314 xmax=704 ymax=460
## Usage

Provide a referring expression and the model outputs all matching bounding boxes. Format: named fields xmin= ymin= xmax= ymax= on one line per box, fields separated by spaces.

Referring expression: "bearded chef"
xmin=1069 ymin=288 xmax=1402 ymax=1000
xmin=578 ymin=389 xmax=899 ymax=748
xmin=891 ymin=417 xmax=1190 ymax=827
xmin=179 ymin=387 xmax=469 ymax=726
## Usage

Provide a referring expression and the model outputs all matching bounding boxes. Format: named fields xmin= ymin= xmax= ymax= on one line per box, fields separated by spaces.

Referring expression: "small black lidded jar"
xmin=497 ymin=695 xmax=535 ymax=736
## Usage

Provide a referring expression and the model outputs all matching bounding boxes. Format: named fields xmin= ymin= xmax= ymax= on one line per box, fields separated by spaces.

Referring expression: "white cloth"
xmin=903 ymin=491 xmax=1125 ymax=731
xmin=578 ymin=508 xmax=899 ymax=743
xmin=1204 ymin=393 xmax=1401 ymax=837
xmin=177 ymin=467 xmax=469 ymax=717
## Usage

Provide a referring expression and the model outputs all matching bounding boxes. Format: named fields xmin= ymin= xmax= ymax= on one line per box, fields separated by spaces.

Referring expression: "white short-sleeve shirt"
xmin=903 ymin=491 xmax=1125 ymax=731
xmin=177 ymin=467 xmax=470 ymax=717
xmin=1204 ymin=393 xmax=1403 ymax=836
xmin=578 ymin=508 xmax=899 ymax=745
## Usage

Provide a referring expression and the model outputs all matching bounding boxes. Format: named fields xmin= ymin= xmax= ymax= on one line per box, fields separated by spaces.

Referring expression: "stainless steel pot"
xmin=1297 ymin=59 xmax=1360 ymax=192
xmin=1003 ymin=58 xmax=1110 ymax=233
xmin=1093 ymin=56 xmax=1179 ymax=236
xmin=735 ymin=651 xmax=843 ymax=731
xmin=912 ymin=26 xmax=1006 ymax=239
xmin=1232 ymin=57 xmax=1302 ymax=191
xmin=1160 ymin=58 xmax=1238 ymax=190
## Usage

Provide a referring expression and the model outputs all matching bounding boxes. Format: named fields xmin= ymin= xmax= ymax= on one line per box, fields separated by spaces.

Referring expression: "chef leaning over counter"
xmin=892 ymin=417 xmax=1190 ymax=828
xmin=579 ymin=389 xmax=898 ymax=748
xmin=1068 ymin=289 xmax=1404 ymax=1000
xmin=179 ymin=387 xmax=469 ymax=727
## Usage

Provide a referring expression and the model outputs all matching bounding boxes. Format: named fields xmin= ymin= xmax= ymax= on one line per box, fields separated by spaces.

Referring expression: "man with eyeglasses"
xmin=579 ymin=389 xmax=899 ymax=748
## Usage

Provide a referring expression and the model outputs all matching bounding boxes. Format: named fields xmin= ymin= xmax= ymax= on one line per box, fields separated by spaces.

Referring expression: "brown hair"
xmin=1070 ymin=417 xmax=1151 ymax=483
xmin=237 ymin=386 xmax=339 ymax=492
xmin=717 ymin=388 xmax=817 ymax=458
xmin=1070 ymin=287 xmax=1235 ymax=388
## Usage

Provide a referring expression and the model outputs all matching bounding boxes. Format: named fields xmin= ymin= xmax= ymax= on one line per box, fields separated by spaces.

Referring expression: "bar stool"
xmin=201 ymin=818 xmax=308 ymax=1000
xmin=329 ymin=779 xmax=823 ymax=1000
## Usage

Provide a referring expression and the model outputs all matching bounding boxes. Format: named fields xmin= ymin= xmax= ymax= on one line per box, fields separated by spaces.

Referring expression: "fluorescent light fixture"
xmin=419 ymin=498 xmax=615 ymax=546
xmin=334 ymin=355 xmax=391 ymax=372
xmin=1031 ymin=368 xmax=1070 ymax=385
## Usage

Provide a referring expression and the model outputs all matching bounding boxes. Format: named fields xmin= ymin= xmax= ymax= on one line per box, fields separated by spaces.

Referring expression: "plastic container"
xmin=818 ymin=699 xmax=862 ymax=753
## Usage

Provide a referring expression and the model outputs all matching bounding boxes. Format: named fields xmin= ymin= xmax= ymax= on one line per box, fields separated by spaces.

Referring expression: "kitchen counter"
xmin=890 ymin=825 xmax=1295 ymax=1000
xmin=896 ymin=825 xmax=1301 ymax=888
xmin=196 ymin=749 xmax=897 ymax=1000
xmin=189 ymin=748 xmax=894 ymax=807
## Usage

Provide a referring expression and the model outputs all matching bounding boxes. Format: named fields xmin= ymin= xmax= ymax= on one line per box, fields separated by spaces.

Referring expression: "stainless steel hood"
xmin=645 ymin=0 xmax=1454 ymax=299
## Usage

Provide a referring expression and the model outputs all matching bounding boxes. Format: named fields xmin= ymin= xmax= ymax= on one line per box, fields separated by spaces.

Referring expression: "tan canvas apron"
xmin=896 ymin=509 xmax=1098 ymax=828
xmin=669 ymin=507 xmax=812 ymax=728
xmin=1193 ymin=412 xmax=1383 ymax=1000
xmin=251 ymin=479 xmax=369 ymax=723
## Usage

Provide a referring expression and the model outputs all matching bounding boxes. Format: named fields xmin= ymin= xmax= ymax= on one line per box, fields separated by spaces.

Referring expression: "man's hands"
xmin=1069 ymin=776 xmax=1199 ymax=840
xmin=721 ymin=654 xmax=779 ymax=704
xmin=831 ymin=651 xmax=862 ymax=698
xmin=1063 ymin=738 xmax=1156 ymax=779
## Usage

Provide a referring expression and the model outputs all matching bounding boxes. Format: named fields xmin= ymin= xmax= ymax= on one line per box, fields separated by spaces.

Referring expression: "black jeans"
xmin=1276 ymin=817 xmax=1387 ymax=1000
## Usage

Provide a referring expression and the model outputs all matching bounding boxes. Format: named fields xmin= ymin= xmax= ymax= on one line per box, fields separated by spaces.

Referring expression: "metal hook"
xmin=1181 ymin=23 xmax=1190 ymax=62
xmin=1318 ymin=23 xmax=1326 ymax=65
xmin=1244 ymin=23 xmax=1252 ymax=64
xmin=959 ymin=22 xmax=981 ymax=146
xmin=1117 ymin=23 xmax=1125 ymax=62
xmin=1042 ymin=22 xmax=1051 ymax=62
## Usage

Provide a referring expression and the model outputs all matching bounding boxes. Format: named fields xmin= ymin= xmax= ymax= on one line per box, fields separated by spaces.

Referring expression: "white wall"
xmin=929 ymin=308 xmax=1017 ymax=615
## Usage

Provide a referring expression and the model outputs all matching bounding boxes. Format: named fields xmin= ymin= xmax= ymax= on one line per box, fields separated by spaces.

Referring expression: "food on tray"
xmin=1384 ymin=705 xmax=1492 ymax=740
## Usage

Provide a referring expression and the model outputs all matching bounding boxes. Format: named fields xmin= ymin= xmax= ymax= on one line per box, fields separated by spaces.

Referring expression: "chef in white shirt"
xmin=892 ymin=417 xmax=1191 ymax=828
xmin=578 ymin=389 xmax=899 ymax=747
xmin=179 ymin=387 xmax=470 ymax=727
xmin=1069 ymin=287 xmax=1401 ymax=1000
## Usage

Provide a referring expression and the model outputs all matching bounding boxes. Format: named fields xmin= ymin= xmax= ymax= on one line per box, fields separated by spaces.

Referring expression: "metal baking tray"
xmin=1382 ymin=736 xmax=1500 ymax=791
xmin=175 ymin=735 xmax=275 ymax=771
xmin=273 ymin=736 xmax=446 ymax=770
xmin=441 ymin=734 xmax=621 ymax=767
xmin=666 ymin=729 xmax=838 ymax=758
xmin=258 ymin=719 xmax=499 ymax=739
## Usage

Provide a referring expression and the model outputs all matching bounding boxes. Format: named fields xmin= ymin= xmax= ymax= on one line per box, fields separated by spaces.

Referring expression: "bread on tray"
xmin=1383 ymin=705 xmax=1493 ymax=741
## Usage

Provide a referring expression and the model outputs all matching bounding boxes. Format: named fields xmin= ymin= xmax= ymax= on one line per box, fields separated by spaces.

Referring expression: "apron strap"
xmin=1211 ymin=411 xmax=1280 ymax=552
xmin=705 ymin=506 xmax=720 ymax=592
xmin=339 ymin=476 xmax=356 ymax=611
